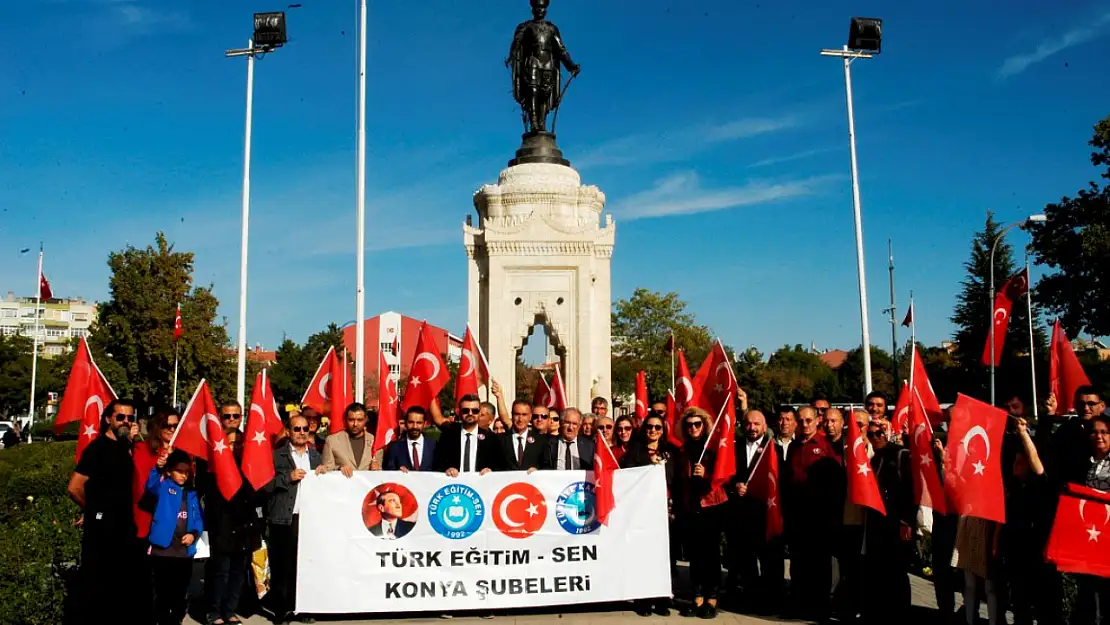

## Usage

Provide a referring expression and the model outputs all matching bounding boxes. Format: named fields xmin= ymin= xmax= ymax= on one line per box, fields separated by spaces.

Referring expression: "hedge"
xmin=0 ymin=441 xmax=81 ymax=625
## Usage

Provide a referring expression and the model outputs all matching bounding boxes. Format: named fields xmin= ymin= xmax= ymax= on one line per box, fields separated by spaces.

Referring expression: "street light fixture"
xmin=226 ymin=12 xmax=288 ymax=407
xmin=989 ymin=213 xmax=1046 ymax=405
xmin=821 ymin=17 xmax=882 ymax=395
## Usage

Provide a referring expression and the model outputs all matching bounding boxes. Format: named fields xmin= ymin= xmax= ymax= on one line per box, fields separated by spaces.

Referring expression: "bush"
xmin=0 ymin=441 xmax=81 ymax=625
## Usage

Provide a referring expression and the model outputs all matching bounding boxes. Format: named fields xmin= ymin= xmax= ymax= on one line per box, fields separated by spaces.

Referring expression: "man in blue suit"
xmin=383 ymin=406 xmax=436 ymax=472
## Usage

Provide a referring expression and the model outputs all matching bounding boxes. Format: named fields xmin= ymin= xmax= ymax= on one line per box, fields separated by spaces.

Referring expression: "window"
xmin=70 ymin=328 xmax=89 ymax=338
xmin=0 ymin=327 xmax=17 ymax=336
xmin=389 ymin=364 xmax=400 ymax=375
xmin=1 ymin=309 xmax=15 ymax=318
xmin=72 ymin=313 xmax=88 ymax=322
xmin=20 ymin=308 xmax=36 ymax=318
xmin=46 ymin=345 xmax=64 ymax=356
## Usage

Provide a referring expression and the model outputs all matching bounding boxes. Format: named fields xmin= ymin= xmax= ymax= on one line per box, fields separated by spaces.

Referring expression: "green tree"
xmin=950 ymin=214 xmax=1048 ymax=402
xmin=837 ymin=346 xmax=895 ymax=401
xmin=268 ymin=337 xmax=305 ymax=406
xmin=1029 ymin=116 xmax=1110 ymax=336
xmin=611 ymin=288 xmax=715 ymax=399
xmin=89 ymin=233 xmax=235 ymax=405
xmin=759 ymin=345 xmax=839 ymax=407
xmin=0 ymin=334 xmax=67 ymax=419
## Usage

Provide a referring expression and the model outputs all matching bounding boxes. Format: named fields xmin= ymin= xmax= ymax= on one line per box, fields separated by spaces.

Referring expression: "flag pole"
xmin=173 ymin=341 xmax=180 ymax=408
xmin=908 ymin=293 xmax=916 ymax=393
xmin=353 ymin=0 xmax=369 ymax=404
xmin=696 ymin=398 xmax=731 ymax=465
xmin=28 ymin=244 xmax=44 ymax=440
xmin=1026 ymin=253 xmax=1038 ymax=418
xmin=670 ymin=331 xmax=676 ymax=395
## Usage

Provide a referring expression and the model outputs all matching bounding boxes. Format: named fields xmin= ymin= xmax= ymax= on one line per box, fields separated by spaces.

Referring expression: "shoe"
xmin=297 ymin=616 xmax=316 ymax=624
xmin=652 ymin=602 xmax=671 ymax=617
xmin=635 ymin=607 xmax=652 ymax=617
xmin=698 ymin=603 xmax=718 ymax=619
xmin=681 ymin=603 xmax=701 ymax=618
xmin=439 ymin=615 xmax=454 ymax=620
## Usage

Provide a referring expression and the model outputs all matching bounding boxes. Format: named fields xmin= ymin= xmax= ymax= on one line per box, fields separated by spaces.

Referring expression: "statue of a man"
xmin=506 ymin=0 xmax=580 ymax=134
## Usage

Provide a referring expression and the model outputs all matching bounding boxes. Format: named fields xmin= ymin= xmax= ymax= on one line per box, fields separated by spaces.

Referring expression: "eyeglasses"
xmin=221 ymin=413 xmax=241 ymax=420
xmin=644 ymin=424 xmax=664 ymax=432
xmin=290 ymin=426 xmax=310 ymax=433
xmin=112 ymin=413 xmax=135 ymax=423
xmin=598 ymin=424 xmax=614 ymax=430
xmin=459 ymin=408 xmax=480 ymax=415
xmin=684 ymin=421 xmax=704 ymax=429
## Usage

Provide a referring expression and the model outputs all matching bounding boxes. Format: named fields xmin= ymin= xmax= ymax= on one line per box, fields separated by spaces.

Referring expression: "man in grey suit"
xmin=267 ymin=414 xmax=328 ymax=624
xmin=322 ymin=403 xmax=378 ymax=476
xmin=538 ymin=408 xmax=595 ymax=471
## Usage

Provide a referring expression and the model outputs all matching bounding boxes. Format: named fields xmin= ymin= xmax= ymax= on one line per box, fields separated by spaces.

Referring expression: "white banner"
xmin=296 ymin=465 xmax=671 ymax=613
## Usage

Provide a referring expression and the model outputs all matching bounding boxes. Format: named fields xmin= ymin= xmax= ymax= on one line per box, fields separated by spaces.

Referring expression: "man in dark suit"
xmin=383 ymin=406 xmax=436 ymax=472
xmin=725 ymin=409 xmax=784 ymax=608
xmin=538 ymin=408 xmax=595 ymax=471
xmin=266 ymin=414 xmax=327 ymax=623
xmin=432 ymin=394 xmax=504 ymax=475
xmin=500 ymin=399 xmax=546 ymax=470
xmin=367 ymin=491 xmax=414 ymax=539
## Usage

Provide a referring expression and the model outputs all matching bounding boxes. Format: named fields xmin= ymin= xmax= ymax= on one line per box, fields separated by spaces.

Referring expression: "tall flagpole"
xmin=235 ymin=39 xmax=256 ymax=408
xmin=354 ymin=0 xmax=368 ymax=403
xmin=27 ymin=244 xmax=44 ymax=436
xmin=907 ymin=293 xmax=915 ymax=392
xmin=670 ymin=331 xmax=676 ymax=395
xmin=1026 ymin=253 xmax=1038 ymax=418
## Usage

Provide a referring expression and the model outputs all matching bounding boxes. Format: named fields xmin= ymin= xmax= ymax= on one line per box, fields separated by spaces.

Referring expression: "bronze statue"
xmin=506 ymin=0 xmax=579 ymax=165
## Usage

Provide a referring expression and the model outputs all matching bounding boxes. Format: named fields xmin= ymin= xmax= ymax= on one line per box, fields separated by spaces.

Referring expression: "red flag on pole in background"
xmin=171 ymin=380 xmax=243 ymax=501
xmin=333 ymin=349 xmax=352 ymax=434
xmin=911 ymin=348 xmax=944 ymax=427
xmin=301 ymin=346 xmax=336 ymax=415
xmin=845 ymin=407 xmax=886 ymax=515
xmin=1046 ymin=483 xmax=1110 ymax=577
xmin=533 ymin=374 xmax=553 ymax=410
xmin=665 ymin=390 xmax=680 ymax=446
xmin=401 ymin=322 xmax=450 ymax=411
xmin=550 ymin=366 xmax=568 ymax=414
xmin=690 ymin=340 xmax=736 ymax=417
xmin=664 ymin=334 xmax=675 ymax=353
xmin=901 ymin=301 xmax=913 ymax=328
xmin=39 ymin=272 xmax=52 ymax=301
xmin=593 ymin=432 xmax=620 ymax=525
xmin=455 ymin=325 xmax=489 ymax=406
xmin=634 ymin=370 xmax=649 ymax=421
xmin=55 ymin=337 xmax=117 ymax=461
xmin=173 ymin=304 xmax=183 ymax=341
xmin=981 ymin=269 xmax=1029 ymax=367
xmin=891 ymin=381 xmax=911 ymax=439
xmin=374 ymin=348 xmax=400 ymax=455
xmin=1050 ymin=320 xmax=1093 ymax=414
xmin=943 ymin=394 xmax=1007 ymax=523
xmin=907 ymin=393 xmax=947 ymax=514
xmin=243 ymin=369 xmax=282 ymax=490
xmin=672 ymin=350 xmax=694 ymax=444
xmin=746 ymin=439 xmax=784 ymax=540
xmin=708 ymin=393 xmax=737 ymax=493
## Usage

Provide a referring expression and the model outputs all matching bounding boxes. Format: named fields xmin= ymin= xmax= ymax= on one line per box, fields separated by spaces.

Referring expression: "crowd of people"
xmin=58 ymin=376 xmax=1108 ymax=625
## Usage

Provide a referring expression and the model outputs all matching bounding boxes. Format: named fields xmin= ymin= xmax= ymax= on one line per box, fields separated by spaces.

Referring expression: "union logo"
xmin=555 ymin=481 xmax=599 ymax=535
xmin=427 ymin=484 xmax=485 ymax=540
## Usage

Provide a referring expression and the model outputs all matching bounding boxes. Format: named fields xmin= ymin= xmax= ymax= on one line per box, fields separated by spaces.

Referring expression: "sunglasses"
xmin=290 ymin=426 xmax=310 ymax=433
xmin=684 ymin=421 xmax=704 ymax=429
xmin=221 ymin=413 xmax=241 ymax=420
xmin=867 ymin=430 xmax=883 ymax=438
xmin=162 ymin=421 xmax=179 ymax=430
xmin=644 ymin=424 xmax=664 ymax=432
xmin=459 ymin=408 xmax=480 ymax=415
xmin=616 ymin=426 xmax=632 ymax=432
xmin=598 ymin=424 xmax=614 ymax=430
xmin=1081 ymin=401 xmax=1103 ymax=408
xmin=531 ymin=413 xmax=548 ymax=419
xmin=112 ymin=413 xmax=135 ymax=423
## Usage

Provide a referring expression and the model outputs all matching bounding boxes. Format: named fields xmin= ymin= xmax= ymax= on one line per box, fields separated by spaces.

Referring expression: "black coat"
xmin=538 ymin=436 xmax=596 ymax=471
xmin=498 ymin=429 xmax=547 ymax=470
xmin=202 ymin=470 xmax=264 ymax=554
xmin=432 ymin=424 xmax=504 ymax=473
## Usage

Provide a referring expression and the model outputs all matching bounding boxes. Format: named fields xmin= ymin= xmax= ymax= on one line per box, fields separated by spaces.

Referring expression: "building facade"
xmin=341 ymin=311 xmax=462 ymax=392
xmin=0 ymin=291 xmax=96 ymax=357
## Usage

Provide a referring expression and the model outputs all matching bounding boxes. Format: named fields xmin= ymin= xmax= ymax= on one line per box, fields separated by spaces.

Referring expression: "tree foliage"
xmin=267 ymin=324 xmax=349 ymax=407
xmin=611 ymin=288 xmax=715 ymax=399
xmin=0 ymin=335 xmax=67 ymax=419
xmin=88 ymin=233 xmax=235 ymax=405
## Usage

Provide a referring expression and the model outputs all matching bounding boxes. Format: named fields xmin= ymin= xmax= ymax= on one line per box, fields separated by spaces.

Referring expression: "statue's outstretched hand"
xmin=570 ymin=64 xmax=581 ymax=77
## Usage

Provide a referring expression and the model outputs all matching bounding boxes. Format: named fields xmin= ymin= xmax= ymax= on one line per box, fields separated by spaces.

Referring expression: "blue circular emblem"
xmin=555 ymin=481 xmax=600 ymax=535
xmin=427 ymin=484 xmax=485 ymax=539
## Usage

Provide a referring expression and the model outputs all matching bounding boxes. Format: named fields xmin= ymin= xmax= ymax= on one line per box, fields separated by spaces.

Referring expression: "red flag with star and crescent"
xmin=171 ymin=379 xmax=243 ymax=501
xmin=746 ymin=438 xmax=784 ymax=540
xmin=1046 ymin=483 xmax=1110 ymax=577
xmin=891 ymin=381 xmax=911 ymax=439
xmin=981 ymin=269 xmax=1029 ymax=367
xmin=455 ymin=325 xmax=489 ymax=406
xmin=593 ymin=432 xmax=620 ymax=525
xmin=173 ymin=303 xmax=183 ymax=341
xmin=374 ymin=347 xmax=400 ymax=455
xmin=402 ymin=322 xmax=450 ymax=411
xmin=550 ymin=366 xmax=569 ymax=414
xmin=634 ymin=370 xmax=649 ymax=421
xmin=39 ymin=271 xmax=53 ymax=301
xmin=943 ymin=393 xmax=1007 ymax=523
xmin=908 ymin=387 xmax=948 ymax=514
xmin=301 ymin=345 xmax=336 ymax=415
xmin=664 ymin=390 xmax=680 ymax=446
xmin=1050 ymin=320 xmax=1093 ymax=414
xmin=243 ymin=369 xmax=282 ymax=490
xmin=533 ymin=374 xmax=554 ymax=410
xmin=708 ymin=393 xmax=738 ymax=491
xmin=846 ymin=406 xmax=886 ymax=515
xmin=671 ymin=349 xmax=694 ymax=443
xmin=55 ymin=337 xmax=117 ymax=461
xmin=911 ymin=348 xmax=945 ymax=427
xmin=690 ymin=341 xmax=735 ymax=417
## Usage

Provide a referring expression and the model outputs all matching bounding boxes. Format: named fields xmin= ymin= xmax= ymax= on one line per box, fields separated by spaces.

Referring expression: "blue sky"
xmin=2 ymin=0 xmax=1108 ymax=364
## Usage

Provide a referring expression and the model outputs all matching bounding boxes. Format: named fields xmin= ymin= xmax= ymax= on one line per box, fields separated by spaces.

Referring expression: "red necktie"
xmin=412 ymin=442 xmax=420 ymax=471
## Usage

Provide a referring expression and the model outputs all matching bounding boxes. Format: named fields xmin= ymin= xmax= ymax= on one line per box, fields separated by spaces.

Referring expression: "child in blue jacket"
xmin=146 ymin=449 xmax=204 ymax=625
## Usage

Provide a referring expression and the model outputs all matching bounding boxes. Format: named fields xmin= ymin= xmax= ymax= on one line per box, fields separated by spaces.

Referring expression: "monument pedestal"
xmin=465 ymin=162 xmax=614 ymax=409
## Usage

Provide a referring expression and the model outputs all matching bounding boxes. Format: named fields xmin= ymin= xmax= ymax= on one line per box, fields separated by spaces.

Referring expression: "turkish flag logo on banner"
xmin=402 ymin=322 xmax=450 ymax=411
xmin=981 ymin=269 xmax=1028 ymax=367
xmin=1050 ymin=320 xmax=1093 ymax=414
xmin=1046 ymin=483 xmax=1110 ymax=577
xmin=374 ymin=348 xmax=400 ymax=456
xmin=243 ymin=370 xmax=282 ymax=490
xmin=455 ymin=325 xmax=489 ymax=406
xmin=55 ymin=337 xmax=117 ymax=461
xmin=746 ymin=440 xmax=784 ymax=540
xmin=172 ymin=380 xmax=243 ymax=501
xmin=846 ymin=409 xmax=886 ymax=515
xmin=943 ymin=394 xmax=1007 ymax=522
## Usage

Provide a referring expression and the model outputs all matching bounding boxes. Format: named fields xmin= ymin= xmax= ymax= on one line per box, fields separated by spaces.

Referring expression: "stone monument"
xmin=465 ymin=0 xmax=613 ymax=408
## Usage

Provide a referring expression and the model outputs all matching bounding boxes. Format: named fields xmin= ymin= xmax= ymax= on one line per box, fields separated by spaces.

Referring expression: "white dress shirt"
xmin=745 ymin=439 xmax=763 ymax=469
xmin=290 ymin=443 xmax=311 ymax=515
xmin=458 ymin=426 xmax=480 ymax=472
xmin=408 ymin=435 xmax=425 ymax=468
xmin=556 ymin=437 xmax=581 ymax=470
xmin=381 ymin=519 xmax=398 ymax=540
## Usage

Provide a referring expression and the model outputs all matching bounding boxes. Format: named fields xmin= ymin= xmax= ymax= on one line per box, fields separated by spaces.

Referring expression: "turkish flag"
xmin=664 ymin=334 xmax=675 ymax=353
xmin=908 ymin=387 xmax=948 ymax=514
xmin=911 ymin=348 xmax=944 ymax=427
xmin=901 ymin=300 xmax=914 ymax=328
xmin=1050 ymin=320 xmax=1092 ymax=414
xmin=243 ymin=370 xmax=282 ymax=490
xmin=55 ymin=337 xmax=117 ymax=461
xmin=943 ymin=394 xmax=1007 ymax=523
xmin=173 ymin=303 xmax=183 ymax=341
xmin=708 ymin=394 xmax=737 ymax=491
xmin=746 ymin=439 xmax=784 ymax=540
xmin=533 ymin=374 xmax=553 ymax=409
xmin=172 ymin=380 xmax=243 ymax=501
xmin=39 ymin=271 xmax=52 ymax=301
xmin=549 ymin=367 xmax=568 ymax=413
xmin=891 ymin=381 xmax=911 ymax=438
xmin=690 ymin=341 xmax=736 ymax=417
xmin=981 ymin=269 xmax=1029 ymax=367
xmin=401 ymin=322 xmax=450 ymax=411
xmin=333 ymin=349 xmax=352 ymax=434
xmin=593 ymin=432 xmax=620 ymax=525
xmin=845 ymin=407 xmax=886 ymax=515
xmin=455 ymin=325 xmax=489 ymax=406
xmin=301 ymin=346 xmax=337 ymax=415
xmin=374 ymin=348 xmax=399 ymax=456
xmin=634 ymin=370 xmax=649 ymax=421
xmin=664 ymin=391 xmax=681 ymax=446
xmin=1046 ymin=483 xmax=1110 ymax=577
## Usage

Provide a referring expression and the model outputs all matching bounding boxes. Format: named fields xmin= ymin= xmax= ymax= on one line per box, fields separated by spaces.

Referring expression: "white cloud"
xmin=747 ymin=147 xmax=839 ymax=169
xmin=613 ymin=171 xmax=838 ymax=221
xmin=997 ymin=13 xmax=1110 ymax=79
xmin=574 ymin=115 xmax=801 ymax=169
